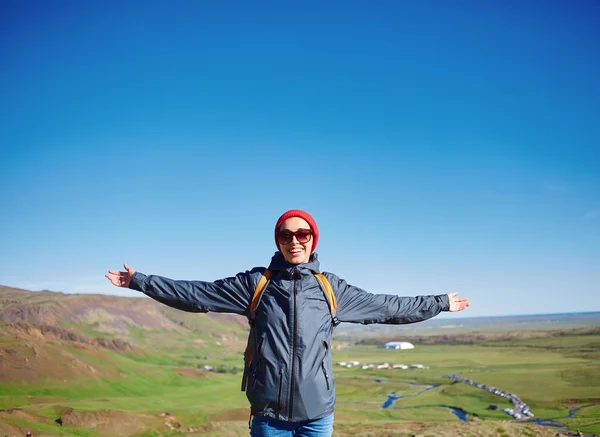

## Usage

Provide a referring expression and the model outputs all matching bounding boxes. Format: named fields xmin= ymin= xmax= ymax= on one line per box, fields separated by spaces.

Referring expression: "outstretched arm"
xmin=328 ymin=273 xmax=470 ymax=324
xmin=105 ymin=263 xmax=259 ymax=316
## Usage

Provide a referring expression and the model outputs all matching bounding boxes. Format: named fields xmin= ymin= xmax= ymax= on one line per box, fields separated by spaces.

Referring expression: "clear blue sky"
xmin=1 ymin=0 xmax=599 ymax=318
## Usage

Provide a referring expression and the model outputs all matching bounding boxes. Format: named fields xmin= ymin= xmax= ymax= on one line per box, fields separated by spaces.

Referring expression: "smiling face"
xmin=278 ymin=217 xmax=314 ymax=264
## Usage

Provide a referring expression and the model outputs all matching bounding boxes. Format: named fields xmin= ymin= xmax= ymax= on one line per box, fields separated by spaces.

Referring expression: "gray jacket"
xmin=129 ymin=252 xmax=450 ymax=422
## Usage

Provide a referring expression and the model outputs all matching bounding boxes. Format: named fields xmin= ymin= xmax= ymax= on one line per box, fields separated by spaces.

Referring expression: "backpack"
xmin=241 ymin=269 xmax=338 ymax=391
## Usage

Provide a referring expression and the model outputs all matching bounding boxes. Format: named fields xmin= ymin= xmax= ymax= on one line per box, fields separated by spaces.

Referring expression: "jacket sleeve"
xmin=326 ymin=273 xmax=450 ymax=324
xmin=128 ymin=268 xmax=263 ymax=316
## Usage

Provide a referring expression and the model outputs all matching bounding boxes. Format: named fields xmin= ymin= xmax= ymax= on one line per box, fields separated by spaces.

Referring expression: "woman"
xmin=106 ymin=209 xmax=470 ymax=437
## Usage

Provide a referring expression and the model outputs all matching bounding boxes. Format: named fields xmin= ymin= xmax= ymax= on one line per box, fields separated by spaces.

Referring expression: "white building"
xmin=381 ymin=341 xmax=415 ymax=350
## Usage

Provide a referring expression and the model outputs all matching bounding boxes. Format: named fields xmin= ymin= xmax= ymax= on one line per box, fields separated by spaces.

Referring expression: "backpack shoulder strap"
xmin=314 ymin=272 xmax=337 ymax=320
xmin=249 ymin=269 xmax=273 ymax=317
xmin=243 ymin=269 xmax=272 ymax=391
xmin=249 ymin=269 xmax=338 ymax=324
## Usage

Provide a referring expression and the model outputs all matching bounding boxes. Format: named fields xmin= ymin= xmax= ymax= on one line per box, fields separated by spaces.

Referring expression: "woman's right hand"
xmin=105 ymin=263 xmax=136 ymax=288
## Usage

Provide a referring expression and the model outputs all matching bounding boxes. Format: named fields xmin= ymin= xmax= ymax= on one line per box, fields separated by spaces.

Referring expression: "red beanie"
xmin=274 ymin=209 xmax=319 ymax=252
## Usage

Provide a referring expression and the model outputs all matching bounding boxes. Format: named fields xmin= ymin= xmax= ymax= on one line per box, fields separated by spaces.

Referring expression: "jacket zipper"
xmin=289 ymin=268 xmax=298 ymax=420
xmin=321 ymin=360 xmax=330 ymax=390
xmin=277 ymin=367 xmax=284 ymax=417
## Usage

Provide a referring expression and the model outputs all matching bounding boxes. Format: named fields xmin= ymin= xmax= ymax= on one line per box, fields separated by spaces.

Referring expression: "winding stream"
xmin=377 ymin=378 xmax=597 ymax=430
xmin=377 ymin=380 xmax=469 ymax=421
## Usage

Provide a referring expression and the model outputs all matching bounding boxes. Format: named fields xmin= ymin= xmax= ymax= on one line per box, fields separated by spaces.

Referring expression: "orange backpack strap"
xmin=250 ymin=269 xmax=273 ymax=317
xmin=314 ymin=273 xmax=337 ymax=320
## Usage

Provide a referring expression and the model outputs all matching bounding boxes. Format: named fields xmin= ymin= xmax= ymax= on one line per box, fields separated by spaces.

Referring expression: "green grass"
xmin=2 ymin=332 xmax=599 ymax=436
xmin=330 ymin=335 xmax=600 ymax=432
xmin=63 ymin=321 xmax=117 ymax=339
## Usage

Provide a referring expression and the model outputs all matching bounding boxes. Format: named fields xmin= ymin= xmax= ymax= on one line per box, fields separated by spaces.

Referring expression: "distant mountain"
xmin=0 ymin=285 xmax=249 ymax=338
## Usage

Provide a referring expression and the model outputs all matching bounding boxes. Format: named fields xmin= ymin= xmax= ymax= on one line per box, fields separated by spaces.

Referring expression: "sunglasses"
xmin=278 ymin=229 xmax=313 ymax=245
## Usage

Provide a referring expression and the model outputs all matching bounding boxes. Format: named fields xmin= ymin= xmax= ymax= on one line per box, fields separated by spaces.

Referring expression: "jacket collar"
xmin=267 ymin=251 xmax=321 ymax=274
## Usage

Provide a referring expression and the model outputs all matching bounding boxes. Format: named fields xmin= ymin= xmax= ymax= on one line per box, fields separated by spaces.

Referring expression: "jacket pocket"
xmin=241 ymin=331 xmax=256 ymax=392
xmin=321 ymin=340 xmax=331 ymax=390
xmin=248 ymin=333 xmax=266 ymax=390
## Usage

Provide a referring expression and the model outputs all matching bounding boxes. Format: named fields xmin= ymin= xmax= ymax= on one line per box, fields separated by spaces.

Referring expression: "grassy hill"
xmin=0 ymin=286 xmax=250 ymax=379
xmin=1 ymin=285 xmax=598 ymax=437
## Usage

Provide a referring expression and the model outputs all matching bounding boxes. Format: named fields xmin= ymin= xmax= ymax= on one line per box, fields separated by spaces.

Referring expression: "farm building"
xmin=381 ymin=341 xmax=414 ymax=350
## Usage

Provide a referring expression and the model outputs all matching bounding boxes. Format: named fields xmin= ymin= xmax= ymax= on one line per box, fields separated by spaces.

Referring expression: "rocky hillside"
xmin=0 ymin=285 xmax=248 ymax=337
xmin=0 ymin=285 xmax=250 ymax=383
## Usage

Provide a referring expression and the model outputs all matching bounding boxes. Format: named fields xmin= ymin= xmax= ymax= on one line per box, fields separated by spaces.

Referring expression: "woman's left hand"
xmin=447 ymin=292 xmax=470 ymax=312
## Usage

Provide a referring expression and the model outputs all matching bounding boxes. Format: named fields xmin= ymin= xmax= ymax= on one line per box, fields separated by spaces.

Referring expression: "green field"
xmin=1 ymin=330 xmax=599 ymax=436
xmin=332 ymin=339 xmax=600 ymax=432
